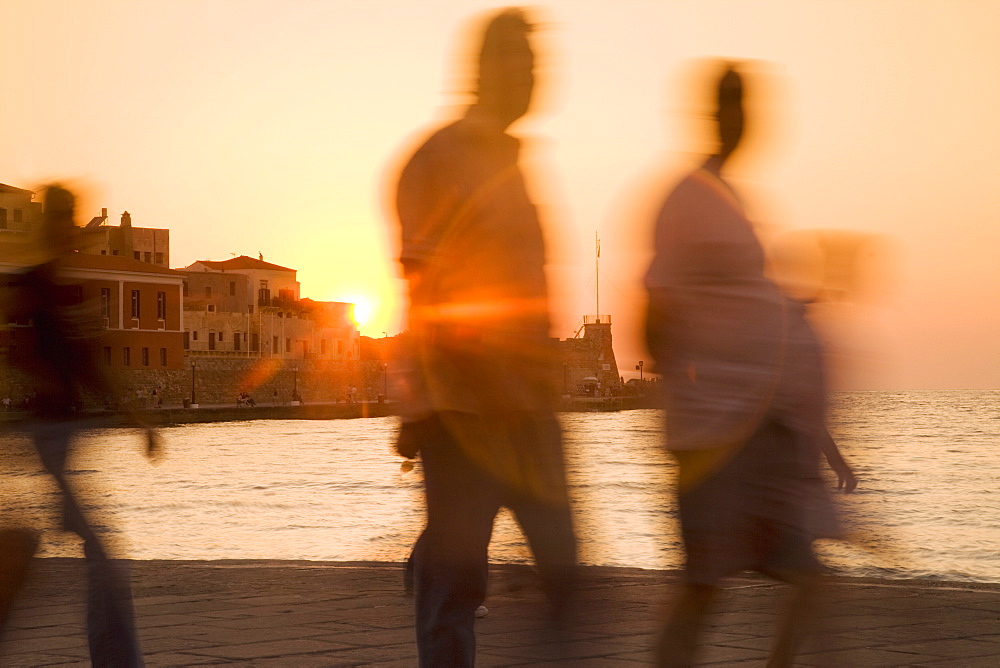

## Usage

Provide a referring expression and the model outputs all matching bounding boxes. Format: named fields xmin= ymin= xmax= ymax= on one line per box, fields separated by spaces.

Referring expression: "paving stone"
xmin=2 ymin=560 xmax=998 ymax=666
xmin=178 ymin=624 xmax=333 ymax=645
xmin=184 ymin=637 xmax=351 ymax=660
xmin=888 ymin=638 xmax=1000 ymax=659
xmin=144 ymin=651 xmax=228 ymax=666
xmin=797 ymin=647 xmax=941 ymax=666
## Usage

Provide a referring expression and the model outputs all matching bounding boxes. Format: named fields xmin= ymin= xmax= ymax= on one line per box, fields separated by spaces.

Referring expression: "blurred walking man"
xmin=390 ymin=9 xmax=577 ymax=666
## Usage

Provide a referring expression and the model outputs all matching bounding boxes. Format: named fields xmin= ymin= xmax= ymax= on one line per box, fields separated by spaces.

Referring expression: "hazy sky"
xmin=3 ymin=0 xmax=998 ymax=389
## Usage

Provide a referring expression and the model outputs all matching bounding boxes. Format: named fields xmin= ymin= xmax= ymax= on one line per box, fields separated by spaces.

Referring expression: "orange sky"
xmin=3 ymin=0 xmax=998 ymax=389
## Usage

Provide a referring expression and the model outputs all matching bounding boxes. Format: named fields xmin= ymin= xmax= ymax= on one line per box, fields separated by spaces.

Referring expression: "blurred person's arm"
xmin=397 ymin=140 xmax=457 ymax=289
xmin=819 ymin=429 xmax=856 ymax=492
xmin=644 ymin=288 xmax=676 ymax=372
xmin=67 ymin=333 xmax=162 ymax=462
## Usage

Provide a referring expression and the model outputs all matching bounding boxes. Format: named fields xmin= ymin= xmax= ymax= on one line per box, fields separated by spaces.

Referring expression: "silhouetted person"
xmin=644 ymin=63 xmax=855 ymax=667
xmin=390 ymin=9 xmax=577 ymax=666
xmin=1 ymin=185 xmax=159 ymax=665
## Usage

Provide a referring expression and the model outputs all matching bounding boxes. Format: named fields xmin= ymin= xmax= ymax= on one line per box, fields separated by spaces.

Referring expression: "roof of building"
xmin=61 ymin=253 xmax=184 ymax=276
xmin=191 ymin=255 xmax=295 ymax=272
xmin=0 ymin=247 xmax=184 ymax=276
xmin=0 ymin=183 xmax=34 ymax=195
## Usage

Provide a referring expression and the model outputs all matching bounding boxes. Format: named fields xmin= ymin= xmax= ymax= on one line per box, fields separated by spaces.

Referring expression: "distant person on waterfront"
xmin=644 ymin=62 xmax=856 ymax=667
xmin=0 ymin=185 xmax=160 ymax=665
xmin=389 ymin=8 xmax=577 ymax=666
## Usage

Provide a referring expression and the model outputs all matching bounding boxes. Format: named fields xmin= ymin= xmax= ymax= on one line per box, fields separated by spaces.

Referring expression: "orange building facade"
xmin=1 ymin=253 xmax=185 ymax=372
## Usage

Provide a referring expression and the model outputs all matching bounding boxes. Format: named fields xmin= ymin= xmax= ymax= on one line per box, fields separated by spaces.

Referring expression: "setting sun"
xmin=351 ymin=297 xmax=373 ymax=329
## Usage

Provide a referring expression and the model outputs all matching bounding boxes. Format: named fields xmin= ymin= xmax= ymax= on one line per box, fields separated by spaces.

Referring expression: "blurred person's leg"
xmin=507 ymin=416 xmax=577 ymax=619
xmin=751 ymin=421 xmax=827 ymax=667
xmin=768 ymin=572 xmax=821 ymax=668
xmin=33 ymin=423 xmax=143 ymax=666
xmin=404 ymin=530 xmax=427 ymax=595
xmin=0 ymin=528 xmax=39 ymax=631
xmin=657 ymin=582 xmax=716 ymax=668
xmin=660 ymin=443 xmax=752 ymax=667
xmin=415 ymin=415 xmax=499 ymax=668
xmin=759 ymin=526 xmax=825 ymax=668
xmin=82 ymin=537 xmax=143 ymax=666
xmin=511 ymin=501 xmax=576 ymax=616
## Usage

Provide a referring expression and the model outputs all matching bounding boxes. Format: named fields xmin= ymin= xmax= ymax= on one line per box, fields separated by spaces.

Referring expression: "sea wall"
xmin=0 ymin=355 xmax=386 ymax=408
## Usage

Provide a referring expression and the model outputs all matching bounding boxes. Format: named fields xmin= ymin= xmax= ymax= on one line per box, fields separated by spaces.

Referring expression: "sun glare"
xmin=351 ymin=298 xmax=373 ymax=329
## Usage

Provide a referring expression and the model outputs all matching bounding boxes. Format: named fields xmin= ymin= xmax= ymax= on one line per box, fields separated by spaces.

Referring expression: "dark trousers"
xmin=33 ymin=421 xmax=144 ymax=667
xmin=413 ymin=415 xmax=577 ymax=667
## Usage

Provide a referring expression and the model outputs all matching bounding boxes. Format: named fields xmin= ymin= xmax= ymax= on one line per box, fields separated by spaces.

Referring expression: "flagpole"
xmin=595 ymin=231 xmax=600 ymax=317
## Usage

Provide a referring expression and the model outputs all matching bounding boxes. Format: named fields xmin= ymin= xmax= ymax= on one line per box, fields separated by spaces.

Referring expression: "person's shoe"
xmin=475 ymin=605 xmax=488 ymax=618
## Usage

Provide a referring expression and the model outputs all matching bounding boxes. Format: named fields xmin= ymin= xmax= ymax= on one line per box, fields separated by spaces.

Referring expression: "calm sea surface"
xmin=2 ymin=390 xmax=998 ymax=582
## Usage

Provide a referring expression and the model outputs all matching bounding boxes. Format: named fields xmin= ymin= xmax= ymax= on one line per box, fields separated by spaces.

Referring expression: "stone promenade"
xmin=2 ymin=559 xmax=998 ymax=666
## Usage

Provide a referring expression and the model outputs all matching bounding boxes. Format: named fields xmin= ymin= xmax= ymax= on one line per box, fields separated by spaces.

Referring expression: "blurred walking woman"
xmin=644 ymin=63 xmax=855 ymax=667
xmin=2 ymin=186 xmax=159 ymax=665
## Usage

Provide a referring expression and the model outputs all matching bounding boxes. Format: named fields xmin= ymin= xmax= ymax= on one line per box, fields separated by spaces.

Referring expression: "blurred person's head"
xmin=714 ymin=64 xmax=745 ymax=164
xmin=473 ymin=8 xmax=534 ymax=127
xmin=40 ymin=185 xmax=78 ymax=259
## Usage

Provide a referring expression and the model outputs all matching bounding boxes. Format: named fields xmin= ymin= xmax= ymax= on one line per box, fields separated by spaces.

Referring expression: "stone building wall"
xmin=1 ymin=356 xmax=385 ymax=408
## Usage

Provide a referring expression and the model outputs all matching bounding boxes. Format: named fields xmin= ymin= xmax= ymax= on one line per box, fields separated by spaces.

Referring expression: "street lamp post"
xmin=380 ymin=332 xmax=388 ymax=403
xmin=636 ymin=360 xmax=644 ymax=382
xmin=291 ymin=366 xmax=300 ymax=405
xmin=190 ymin=362 xmax=198 ymax=408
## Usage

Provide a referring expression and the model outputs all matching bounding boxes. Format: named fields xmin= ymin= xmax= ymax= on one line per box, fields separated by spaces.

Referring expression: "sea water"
xmin=2 ymin=390 xmax=997 ymax=582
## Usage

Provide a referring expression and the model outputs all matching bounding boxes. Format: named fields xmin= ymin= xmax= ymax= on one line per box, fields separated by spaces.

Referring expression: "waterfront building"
xmin=78 ymin=209 xmax=170 ymax=268
xmin=556 ymin=314 xmax=622 ymax=396
xmin=0 ymin=183 xmax=42 ymax=240
xmin=179 ymin=255 xmax=360 ymax=361
xmin=0 ymin=252 xmax=186 ymax=372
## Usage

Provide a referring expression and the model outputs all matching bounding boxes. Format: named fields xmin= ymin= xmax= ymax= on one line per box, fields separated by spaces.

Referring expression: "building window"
xmin=154 ymin=252 xmax=163 ymax=265
xmin=112 ymin=250 xmax=120 ymax=256
xmin=285 ymin=338 xmax=291 ymax=353
xmin=101 ymin=250 xmax=107 ymax=255
xmin=208 ymin=331 xmax=216 ymax=351
xmin=100 ymin=288 xmax=111 ymax=319
xmin=183 ymin=281 xmax=189 ymax=297
xmin=0 ymin=208 xmax=6 ymax=229
xmin=205 ymin=286 xmax=212 ymax=298
xmin=183 ymin=331 xmax=190 ymax=349
xmin=143 ymin=251 xmax=151 ymax=263
xmin=207 ymin=304 xmax=216 ymax=313
xmin=141 ymin=347 xmax=149 ymax=366
xmin=193 ymin=330 xmax=198 ymax=341
xmin=272 ymin=335 xmax=278 ymax=353
xmin=229 ymin=281 xmax=236 ymax=297
xmin=233 ymin=332 xmax=241 ymax=351
xmin=103 ymin=346 xmax=111 ymax=366
xmin=123 ymin=347 xmax=131 ymax=366
xmin=156 ymin=291 xmax=166 ymax=320
xmin=251 ymin=332 xmax=259 ymax=352
xmin=133 ymin=251 xmax=141 ymax=260
xmin=130 ymin=290 xmax=140 ymax=319
xmin=160 ymin=348 xmax=167 ymax=366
